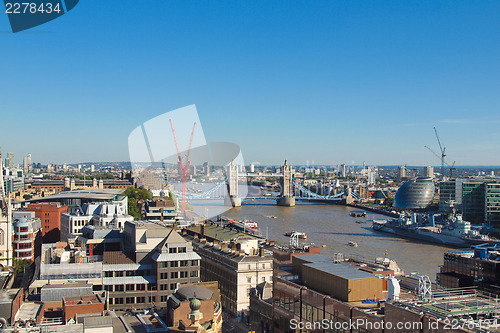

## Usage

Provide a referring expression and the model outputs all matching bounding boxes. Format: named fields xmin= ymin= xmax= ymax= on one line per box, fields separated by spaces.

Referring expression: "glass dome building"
xmin=394 ymin=177 xmax=435 ymax=209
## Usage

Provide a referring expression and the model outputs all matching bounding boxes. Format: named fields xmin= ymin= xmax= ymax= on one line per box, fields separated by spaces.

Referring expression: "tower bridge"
xmin=224 ymin=159 xmax=351 ymax=207
xmin=171 ymin=160 xmax=355 ymax=208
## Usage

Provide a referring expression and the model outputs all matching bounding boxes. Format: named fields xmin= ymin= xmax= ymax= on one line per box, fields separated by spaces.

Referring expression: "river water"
xmin=222 ymin=201 xmax=451 ymax=279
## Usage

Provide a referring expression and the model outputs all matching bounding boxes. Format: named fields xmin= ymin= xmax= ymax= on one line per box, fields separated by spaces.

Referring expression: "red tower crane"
xmin=169 ymin=119 xmax=196 ymax=214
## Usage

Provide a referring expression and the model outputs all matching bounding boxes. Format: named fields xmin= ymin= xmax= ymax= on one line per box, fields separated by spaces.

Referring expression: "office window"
xmin=170 ymin=261 xmax=178 ymax=267
xmin=190 ymin=271 xmax=198 ymax=278
xmin=171 ymin=272 xmax=178 ymax=279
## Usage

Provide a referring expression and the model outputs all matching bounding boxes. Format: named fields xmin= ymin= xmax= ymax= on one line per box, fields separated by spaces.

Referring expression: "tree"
xmin=124 ymin=187 xmax=151 ymax=220
xmin=384 ymin=197 xmax=394 ymax=207
xmin=124 ymin=187 xmax=150 ymax=200
xmin=14 ymin=259 xmax=32 ymax=273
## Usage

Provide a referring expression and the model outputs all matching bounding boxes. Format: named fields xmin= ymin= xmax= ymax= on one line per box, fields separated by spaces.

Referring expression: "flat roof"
xmin=187 ymin=223 xmax=261 ymax=242
xmin=15 ymin=302 xmax=42 ymax=321
xmin=63 ymin=294 xmax=102 ymax=305
xmin=25 ymin=189 xmax=125 ymax=202
xmin=297 ymin=254 xmax=377 ymax=280
xmin=42 ymin=282 xmax=92 ymax=289
xmin=305 ymin=262 xmax=377 ymax=280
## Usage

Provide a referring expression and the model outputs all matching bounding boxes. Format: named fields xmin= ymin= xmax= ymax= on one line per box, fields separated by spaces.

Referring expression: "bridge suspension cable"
xmin=291 ymin=178 xmax=344 ymax=199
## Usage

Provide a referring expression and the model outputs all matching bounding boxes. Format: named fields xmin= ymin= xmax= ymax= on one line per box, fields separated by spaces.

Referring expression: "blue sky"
xmin=1 ymin=1 xmax=499 ymax=166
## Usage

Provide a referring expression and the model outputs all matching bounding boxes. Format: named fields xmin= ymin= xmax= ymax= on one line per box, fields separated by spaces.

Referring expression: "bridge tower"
xmin=225 ymin=161 xmax=241 ymax=207
xmin=278 ymin=159 xmax=295 ymax=207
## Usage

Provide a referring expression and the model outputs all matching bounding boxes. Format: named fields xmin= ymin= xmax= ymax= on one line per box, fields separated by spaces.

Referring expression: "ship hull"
xmin=373 ymin=222 xmax=469 ymax=247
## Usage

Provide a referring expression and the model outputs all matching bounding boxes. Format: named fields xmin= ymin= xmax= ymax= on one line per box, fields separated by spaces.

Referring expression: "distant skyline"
xmin=1 ymin=1 xmax=499 ymax=165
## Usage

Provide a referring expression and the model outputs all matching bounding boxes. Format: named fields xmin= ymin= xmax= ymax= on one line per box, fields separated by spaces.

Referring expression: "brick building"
xmin=62 ymin=294 xmax=105 ymax=323
xmin=26 ymin=203 xmax=67 ymax=243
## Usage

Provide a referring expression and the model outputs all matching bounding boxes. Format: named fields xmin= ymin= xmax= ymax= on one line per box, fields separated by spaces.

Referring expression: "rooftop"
xmin=42 ymin=282 xmax=93 ymax=290
xmin=103 ymin=251 xmax=136 ymax=265
xmin=176 ymin=285 xmax=214 ymax=301
xmin=63 ymin=294 xmax=103 ymax=305
xmin=297 ymin=254 xmax=378 ymax=280
xmin=186 ymin=223 xmax=262 ymax=242
xmin=0 ymin=289 xmax=20 ymax=303
xmin=25 ymin=189 xmax=125 ymax=202
xmin=306 ymin=261 xmax=379 ymax=280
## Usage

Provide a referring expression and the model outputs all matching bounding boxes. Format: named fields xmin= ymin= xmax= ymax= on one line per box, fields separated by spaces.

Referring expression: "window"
xmin=247 ymin=277 xmax=252 ymax=283
xmin=115 ymin=298 xmax=123 ymax=304
xmin=170 ymin=272 xmax=178 ymax=279
xmin=126 ymin=284 xmax=134 ymax=291
xmin=105 ymin=271 xmax=113 ymax=277
xmin=180 ymin=271 xmax=188 ymax=278
xmin=137 ymin=297 xmax=145 ymax=303
xmin=180 ymin=260 xmax=188 ymax=267
xmin=170 ymin=261 xmax=178 ymax=267
xmin=169 ymin=247 xmax=177 ymax=253
xmin=115 ymin=271 xmax=123 ymax=277
xmin=136 ymin=284 xmax=145 ymax=291
xmin=115 ymin=285 xmax=124 ymax=292
xmin=178 ymin=247 xmax=186 ymax=253
xmin=191 ymin=260 xmax=199 ymax=266
xmin=148 ymin=296 xmax=156 ymax=303
xmin=126 ymin=297 xmax=134 ymax=304
xmin=170 ymin=283 xmax=176 ymax=290
xmin=126 ymin=271 xmax=134 ymax=276
xmin=104 ymin=285 xmax=112 ymax=291
xmin=190 ymin=271 xmax=198 ymax=278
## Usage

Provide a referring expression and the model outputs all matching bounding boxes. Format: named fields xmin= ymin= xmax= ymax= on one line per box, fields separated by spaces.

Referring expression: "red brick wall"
xmin=27 ymin=203 xmax=67 ymax=243
xmin=10 ymin=289 xmax=23 ymax=325
xmin=63 ymin=302 xmax=104 ymax=322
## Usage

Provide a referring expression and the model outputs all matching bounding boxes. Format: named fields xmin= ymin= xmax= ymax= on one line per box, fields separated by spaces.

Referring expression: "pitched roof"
xmin=103 ymin=251 xmax=135 ymax=264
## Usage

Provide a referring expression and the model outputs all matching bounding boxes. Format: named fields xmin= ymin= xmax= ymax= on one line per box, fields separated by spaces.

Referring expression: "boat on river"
xmin=373 ymin=213 xmax=500 ymax=247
